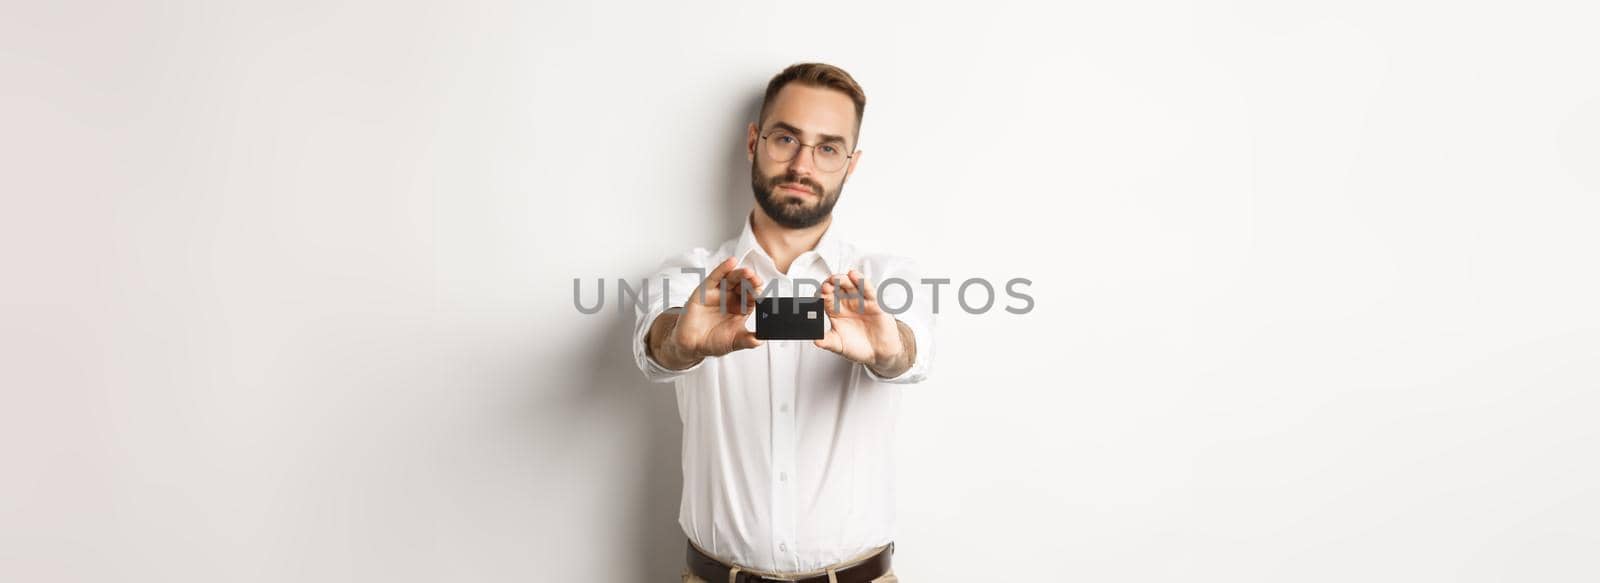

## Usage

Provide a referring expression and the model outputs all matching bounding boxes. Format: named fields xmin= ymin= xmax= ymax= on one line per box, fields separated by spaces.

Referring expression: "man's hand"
xmin=817 ymin=269 xmax=915 ymax=378
xmin=649 ymin=257 xmax=765 ymax=370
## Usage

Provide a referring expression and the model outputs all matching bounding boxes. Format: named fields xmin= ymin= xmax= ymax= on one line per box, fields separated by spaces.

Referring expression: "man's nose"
xmin=787 ymin=146 xmax=818 ymax=175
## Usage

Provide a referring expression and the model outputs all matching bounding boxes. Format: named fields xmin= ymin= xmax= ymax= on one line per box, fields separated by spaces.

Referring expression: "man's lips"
xmin=778 ymin=183 xmax=815 ymax=196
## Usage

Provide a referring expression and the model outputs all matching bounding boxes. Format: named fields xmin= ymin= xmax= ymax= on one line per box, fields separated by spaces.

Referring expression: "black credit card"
xmin=755 ymin=297 xmax=826 ymax=340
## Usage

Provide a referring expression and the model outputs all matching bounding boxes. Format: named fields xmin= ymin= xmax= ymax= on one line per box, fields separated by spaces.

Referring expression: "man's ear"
xmin=747 ymin=122 xmax=759 ymax=162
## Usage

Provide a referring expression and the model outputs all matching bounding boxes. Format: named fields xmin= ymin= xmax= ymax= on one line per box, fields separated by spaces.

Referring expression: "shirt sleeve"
xmin=632 ymin=248 xmax=713 ymax=383
xmin=860 ymin=254 xmax=936 ymax=384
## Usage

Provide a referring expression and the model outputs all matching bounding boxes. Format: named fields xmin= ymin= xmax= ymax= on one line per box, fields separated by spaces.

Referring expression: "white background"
xmin=3 ymin=1 xmax=1598 ymax=581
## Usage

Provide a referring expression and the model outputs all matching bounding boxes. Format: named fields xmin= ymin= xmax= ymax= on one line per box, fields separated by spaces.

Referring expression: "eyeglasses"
xmin=760 ymin=130 xmax=854 ymax=173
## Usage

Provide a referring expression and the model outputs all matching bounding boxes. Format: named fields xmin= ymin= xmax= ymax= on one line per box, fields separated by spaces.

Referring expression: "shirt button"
xmin=779 ymin=472 xmax=787 ymax=482
xmin=779 ymin=543 xmax=787 ymax=552
xmin=779 ymin=403 xmax=789 ymax=413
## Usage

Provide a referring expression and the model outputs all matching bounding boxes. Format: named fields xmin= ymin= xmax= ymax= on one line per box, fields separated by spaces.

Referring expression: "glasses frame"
xmin=758 ymin=130 xmax=855 ymax=173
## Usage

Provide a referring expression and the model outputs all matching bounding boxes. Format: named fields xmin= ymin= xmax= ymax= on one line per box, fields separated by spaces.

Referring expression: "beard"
xmin=750 ymin=162 xmax=843 ymax=229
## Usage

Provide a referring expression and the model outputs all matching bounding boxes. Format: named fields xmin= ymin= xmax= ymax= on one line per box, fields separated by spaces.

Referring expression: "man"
xmin=634 ymin=63 xmax=934 ymax=583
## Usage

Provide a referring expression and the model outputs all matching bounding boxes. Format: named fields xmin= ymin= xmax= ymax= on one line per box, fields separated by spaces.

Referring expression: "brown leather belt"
xmin=686 ymin=540 xmax=893 ymax=583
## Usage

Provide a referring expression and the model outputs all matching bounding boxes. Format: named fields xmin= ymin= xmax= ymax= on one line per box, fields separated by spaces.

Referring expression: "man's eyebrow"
xmin=767 ymin=121 xmax=850 ymax=146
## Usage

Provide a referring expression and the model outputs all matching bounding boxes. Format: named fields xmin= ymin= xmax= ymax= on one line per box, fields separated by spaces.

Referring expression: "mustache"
xmin=767 ymin=173 xmax=823 ymax=197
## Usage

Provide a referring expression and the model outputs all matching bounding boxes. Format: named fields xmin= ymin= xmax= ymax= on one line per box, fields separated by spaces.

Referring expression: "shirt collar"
xmin=733 ymin=211 xmax=845 ymax=275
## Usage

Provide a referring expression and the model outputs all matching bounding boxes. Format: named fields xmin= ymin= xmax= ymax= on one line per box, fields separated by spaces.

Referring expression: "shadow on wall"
xmin=579 ymin=88 xmax=762 ymax=581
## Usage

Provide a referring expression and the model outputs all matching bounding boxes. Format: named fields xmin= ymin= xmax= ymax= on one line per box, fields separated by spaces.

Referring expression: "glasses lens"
xmin=813 ymin=142 xmax=846 ymax=172
xmin=765 ymin=132 xmax=799 ymax=163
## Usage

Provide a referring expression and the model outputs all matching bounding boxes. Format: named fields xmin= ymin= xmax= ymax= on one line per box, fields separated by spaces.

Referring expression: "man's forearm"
xmin=867 ymin=319 xmax=917 ymax=378
xmin=647 ymin=310 xmax=703 ymax=370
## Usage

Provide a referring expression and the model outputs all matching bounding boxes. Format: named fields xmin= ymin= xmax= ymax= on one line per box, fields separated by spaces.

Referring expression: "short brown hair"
xmin=758 ymin=63 xmax=867 ymax=138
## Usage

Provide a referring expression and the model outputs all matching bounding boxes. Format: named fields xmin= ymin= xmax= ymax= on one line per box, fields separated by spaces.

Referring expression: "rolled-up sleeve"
xmin=632 ymin=248 xmax=712 ymax=383
xmin=860 ymin=254 xmax=935 ymax=384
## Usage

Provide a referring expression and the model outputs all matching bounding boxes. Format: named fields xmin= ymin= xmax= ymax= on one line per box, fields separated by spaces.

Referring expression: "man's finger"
xmin=734 ymin=270 xmax=763 ymax=314
xmin=813 ymin=328 xmax=840 ymax=353
xmin=737 ymin=268 xmax=764 ymax=297
xmin=819 ymin=280 xmax=842 ymax=315
xmin=697 ymin=258 xmax=738 ymax=304
xmin=730 ymin=269 xmax=763 ymax=313
xmin=850 ymin=270 xmax=876 ymax=302
xmin=736 ymin=329 xmax=763 ymax=350
xmin=834 ymin=273 xmax=864 ymax=313
xmin=835 ymin=273 xmax=858 ymax=296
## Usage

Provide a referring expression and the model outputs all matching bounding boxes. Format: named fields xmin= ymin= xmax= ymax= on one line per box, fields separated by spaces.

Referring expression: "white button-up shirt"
xmin=632 ymin=215 xmax=935 ymax=573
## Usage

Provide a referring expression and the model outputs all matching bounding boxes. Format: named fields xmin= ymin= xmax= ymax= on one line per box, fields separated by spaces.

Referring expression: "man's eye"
xmin=776 ymin=135 xmax=796 ymax=144
xmin=820 ymin=144 xmax=840 ymax=155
